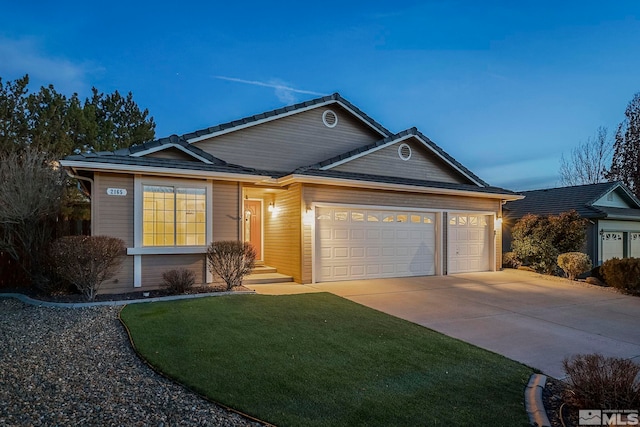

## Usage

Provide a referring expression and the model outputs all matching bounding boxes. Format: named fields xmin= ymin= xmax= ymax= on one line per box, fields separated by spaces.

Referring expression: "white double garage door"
xmin=316 ymin=206 xmax=492 ymax=282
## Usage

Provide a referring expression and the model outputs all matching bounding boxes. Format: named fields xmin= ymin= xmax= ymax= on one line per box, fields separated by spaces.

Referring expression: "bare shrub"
xmin=206 ymin=241 xmax=256 ymax=291
xmin=563 ymin=353 xmax=640 ymax=409
xmin=49 ymin=235 xmax=126 ymax=300
xmin=162 ymin=268 xmax=195 ymax=295
xmin=557 ymin=252 xmax=592 ymax=281
xmin=0 ymin=148 xmax=68 ymax=285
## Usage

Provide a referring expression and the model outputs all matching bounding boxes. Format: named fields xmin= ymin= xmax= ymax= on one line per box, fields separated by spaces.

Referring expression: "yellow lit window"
xmin=143 ymin=185 xmax=206 ymax=247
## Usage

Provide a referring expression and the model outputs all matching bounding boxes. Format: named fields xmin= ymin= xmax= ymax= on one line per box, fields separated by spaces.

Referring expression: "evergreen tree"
xmin=0 ymin=74 xmax=156 ymax=156
xmin=608 ymin=92 xmax=640 ymax=197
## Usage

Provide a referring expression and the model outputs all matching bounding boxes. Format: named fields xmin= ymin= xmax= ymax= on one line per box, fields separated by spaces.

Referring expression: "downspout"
xmin=65 ymin=170 xmax=94 ymax=236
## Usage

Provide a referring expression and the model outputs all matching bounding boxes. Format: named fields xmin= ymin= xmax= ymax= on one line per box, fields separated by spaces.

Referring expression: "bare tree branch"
xmin=559 ymin=126 xmax=613 ymax=186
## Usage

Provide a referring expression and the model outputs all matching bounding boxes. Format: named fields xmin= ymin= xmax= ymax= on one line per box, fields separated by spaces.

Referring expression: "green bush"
xmin=502 ymin=252 xmax=521 ymax=268
xmin=162 ymin=268 xmax=196 ymax=295
xmin=49 ymin=235 xmax=126 ymax=300
xmin=206 ymin=241 xmax=256 ymax=291
xmin=511 ymin=211 xmax=586 ymax=275
xmin=557 ymin=252 xmax=592 ymax=281
xmin=600 ymin=258 xmax=640 ymax=294
xmin=563 ymin=353 xmax=640 ymax=409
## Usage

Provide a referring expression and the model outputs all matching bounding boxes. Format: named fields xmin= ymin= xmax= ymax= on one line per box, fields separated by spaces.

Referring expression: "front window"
xmin=143 ymin=185 xmax=206 ymax=246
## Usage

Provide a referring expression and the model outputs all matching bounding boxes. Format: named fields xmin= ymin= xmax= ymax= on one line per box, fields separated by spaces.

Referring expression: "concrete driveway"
xmin=252 ymin=269 xmax=640 ymax=378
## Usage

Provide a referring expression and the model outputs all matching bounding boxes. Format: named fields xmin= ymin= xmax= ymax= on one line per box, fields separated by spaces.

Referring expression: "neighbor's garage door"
xmin=602 ymin=231 xmax=624 ymax=261
xmin=447 ymin=214 xmax=491 ymax=273
xmin=316 ymin=207 xmax=436 ymax=282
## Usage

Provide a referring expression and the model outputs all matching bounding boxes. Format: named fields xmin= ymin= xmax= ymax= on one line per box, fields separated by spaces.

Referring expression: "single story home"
xmin=503 ymin=181 xmax=640 ymax=266
xmin=60 ymin=93 xmax=521 ymax=294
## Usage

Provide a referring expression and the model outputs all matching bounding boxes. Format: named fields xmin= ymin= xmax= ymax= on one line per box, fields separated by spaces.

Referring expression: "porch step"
xmin=244 ymin=272 xmax=294 ymax=285
xmin=251 ymin=266 xmax=278 ymax=275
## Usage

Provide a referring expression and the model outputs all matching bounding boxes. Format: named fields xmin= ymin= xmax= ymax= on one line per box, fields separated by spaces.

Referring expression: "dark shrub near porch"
xmin=600 ymin=258 xmax=640 ymax=294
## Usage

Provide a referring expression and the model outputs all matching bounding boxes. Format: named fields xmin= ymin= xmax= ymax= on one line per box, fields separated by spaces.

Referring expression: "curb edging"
xmin=525 ymin=373 xmax=551 ymax=427
xmin=0 ymin=289 xmax=256 ymax=308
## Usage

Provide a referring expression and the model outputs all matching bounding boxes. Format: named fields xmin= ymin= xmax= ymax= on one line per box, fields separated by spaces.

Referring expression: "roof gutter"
xmin=278 ymin=174 xmax=524 ymax=201
xmin=59 ymin=160 xmax=272 ymax=184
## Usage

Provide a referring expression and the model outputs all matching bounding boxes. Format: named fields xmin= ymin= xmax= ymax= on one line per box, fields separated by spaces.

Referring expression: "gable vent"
xmin=322 ymin=110 xmax=338 ymax=128
xmin=398 ymin=143 xmax=412 ymax=161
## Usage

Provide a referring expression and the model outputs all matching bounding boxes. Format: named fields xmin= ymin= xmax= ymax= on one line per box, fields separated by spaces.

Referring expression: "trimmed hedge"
xmin=557 ymin=252 xmax=592 ymax=281
xmin=600 ymin=258 xmax=640 ymax=294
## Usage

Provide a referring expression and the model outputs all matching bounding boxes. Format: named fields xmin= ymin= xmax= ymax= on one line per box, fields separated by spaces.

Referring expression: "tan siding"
xmin=192 ymin=106 xmax=382 ymax=171
xmin=93 ymin=173 xmax=134 ymax=244
xmin=93 ymin=173 xmax=135 ymax=290
xmin=264 ymin=184 xmax=302 ymax=282
xmin=333 ymin=138 xmax=468 ymax=184
xmin=212 ymin=181 xmax=241 ymax=241
xmin=141 ymin=254 xmax=207 ymax=289
xmin=301 ymin=184 xmax=502 ymax=283
xmin=303 ymin=185 xmax=498 ymax=212
xmin=100 ymin=257 xmax=134 ymax=294
xmin=147 ymin=148 xmax=200 ymax=162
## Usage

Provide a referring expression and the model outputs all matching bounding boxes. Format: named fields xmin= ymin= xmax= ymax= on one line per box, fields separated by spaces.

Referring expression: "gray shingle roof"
xmin=63 ymin=152 xmax=276 ymax=177
xmin=296 ymin=168 xmax=516 ymax=196
xmin=299 ymin=127 xmax=488 ymax=187
xmin=181 ymin=93 xmax=392 ymax=141
xmin=504 ymin=182 xmax=640 ymax=219
xmin=115 ymin=134 xmax=226 ymax=165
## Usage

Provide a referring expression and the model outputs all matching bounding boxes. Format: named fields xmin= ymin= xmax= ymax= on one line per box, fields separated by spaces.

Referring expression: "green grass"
xmin=120 ymin=293 xmax=533 ymax=426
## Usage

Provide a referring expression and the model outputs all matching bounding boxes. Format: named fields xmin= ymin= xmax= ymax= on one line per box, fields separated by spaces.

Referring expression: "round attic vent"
xmin=322 ymin=110 xmax=338 ymax=128
xmin=398 ymin=143 xmax=412 ymax=161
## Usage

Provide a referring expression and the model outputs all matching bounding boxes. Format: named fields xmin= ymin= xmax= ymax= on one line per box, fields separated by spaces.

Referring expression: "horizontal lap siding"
xmin=94 ymin=173 xmax=135 ymax=292
xmin=147 ymin=148 xmax=200 ymax=162
xmin=301 ymin=184 xmax=501 ymax=283
xmin=212 ymin=181 xmax=240 ymax=242
xmin=333 ymin=138 xmax=467 ymax=184
xmin=192 ymin=106 xmax=382 ymax=171
xmin=264 ymin=184 xmax=302 ymax=282
xmin=141 ymin=254 xmax=207 ymax=289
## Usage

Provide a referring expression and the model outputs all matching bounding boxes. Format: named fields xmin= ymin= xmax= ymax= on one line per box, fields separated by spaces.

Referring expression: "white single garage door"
xmin=602 ymin=231 xmax=624 ymax=261
xmin=448 ymin=214 xmax=491 ymax=273
xmin=316 ymin=207 xmax=436 ymax=282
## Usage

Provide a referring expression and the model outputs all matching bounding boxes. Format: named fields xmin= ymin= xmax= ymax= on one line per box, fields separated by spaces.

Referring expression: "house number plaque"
xmin=106 ymin=188 xmax=127 ymax=196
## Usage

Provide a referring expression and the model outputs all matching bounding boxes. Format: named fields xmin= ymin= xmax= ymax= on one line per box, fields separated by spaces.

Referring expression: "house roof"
xmin=293 ymin=168 xmax=517 ymax=198
xmin=301 ymin=127 xmax=489 ymax=187
xmin=113 ymin=134 xmax=225 ymax=165
xmin=504 ymin=181 xmax=640 ymax=219
xmin=61 ymin=93 xmax=518 ymax=199
xmin=182 ymin=92 xmax=392 ymax=143
xmin=62 ymin=150 xmax=276 ymax=179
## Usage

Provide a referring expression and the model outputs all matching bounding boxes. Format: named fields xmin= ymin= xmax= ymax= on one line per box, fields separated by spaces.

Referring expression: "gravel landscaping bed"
xmin=0 ymin=298 xmax=264 ymax=426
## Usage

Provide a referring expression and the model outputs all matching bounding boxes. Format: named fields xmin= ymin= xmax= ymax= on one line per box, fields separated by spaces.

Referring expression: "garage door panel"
xmin=334 ymin=247 xmax=349 ymax=258
xmin=367 ymin=230 xmax=380 ymax=239
xmin=351 ymin=229 xmax=365 ymax=240
xmin=334 ymin=229 xmax=349 ymax=239
xmin=351 ymin=247 xmax=365 ymax=258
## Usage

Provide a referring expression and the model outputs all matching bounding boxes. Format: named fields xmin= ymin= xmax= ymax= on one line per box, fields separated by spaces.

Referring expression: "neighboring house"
xmin=60 ymin=93 xmax=521 ymax=294
xmin=503 ymin=181 xmax=640 ymax=266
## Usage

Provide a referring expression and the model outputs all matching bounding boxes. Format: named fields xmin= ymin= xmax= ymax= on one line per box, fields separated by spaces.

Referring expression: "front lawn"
xmin=120 ymin=293 xmax=532 ymax=426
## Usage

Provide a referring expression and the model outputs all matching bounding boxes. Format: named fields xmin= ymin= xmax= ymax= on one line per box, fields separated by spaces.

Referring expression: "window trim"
xmin=131 ymin=176 xmax=213 ymax=255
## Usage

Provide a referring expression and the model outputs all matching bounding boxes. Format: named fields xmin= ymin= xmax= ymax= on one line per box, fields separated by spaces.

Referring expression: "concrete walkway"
xmin=248 ymin=270 xmax=640 ymax=378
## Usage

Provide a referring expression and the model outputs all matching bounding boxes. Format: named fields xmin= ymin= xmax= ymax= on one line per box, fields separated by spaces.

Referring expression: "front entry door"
xmin=244 ymin=200 xmax=263 ymax=261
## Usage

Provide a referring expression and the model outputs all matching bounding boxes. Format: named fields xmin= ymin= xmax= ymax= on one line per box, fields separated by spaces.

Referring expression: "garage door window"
xmin=367 ymin=213 xmax=380 ymax=222
xmin=351 ymin=212 xmax=365 ymax=221
xmin=397 ymin=214 xmax=407 ymax=223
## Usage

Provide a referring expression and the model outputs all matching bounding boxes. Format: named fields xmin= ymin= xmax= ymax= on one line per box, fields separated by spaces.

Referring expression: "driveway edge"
xmin=0 ymin=290 xmax=255 ymax=308
xmin=525 ymin=374 xmax=551 ymax=427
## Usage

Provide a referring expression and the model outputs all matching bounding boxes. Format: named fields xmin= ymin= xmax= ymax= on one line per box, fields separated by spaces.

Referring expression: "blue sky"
xmin=1 ymin=1 xmax=639 ymax=190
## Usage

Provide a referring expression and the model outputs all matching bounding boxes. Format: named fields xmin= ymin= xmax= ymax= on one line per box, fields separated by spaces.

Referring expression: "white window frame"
xmin=128 ymin=176 xmax=213 ymax=256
